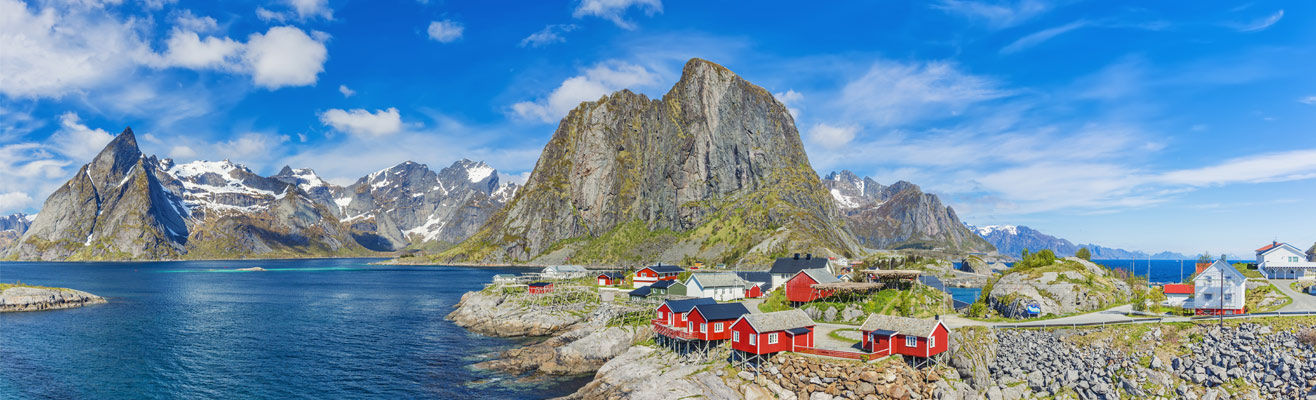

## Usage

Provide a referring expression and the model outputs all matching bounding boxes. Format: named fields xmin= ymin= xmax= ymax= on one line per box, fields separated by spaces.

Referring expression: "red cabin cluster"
xmin=730 ymin=309 xmax=816 ymax=355
xmin=784 ymin=269 xmax=839 ymax=303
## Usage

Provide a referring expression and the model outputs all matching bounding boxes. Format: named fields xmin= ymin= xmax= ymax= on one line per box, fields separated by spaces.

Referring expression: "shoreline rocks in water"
xmin=447 ymin=289 xmax=590 ymax=337
xmin=0 ymin=285 xmax=106 ymax=312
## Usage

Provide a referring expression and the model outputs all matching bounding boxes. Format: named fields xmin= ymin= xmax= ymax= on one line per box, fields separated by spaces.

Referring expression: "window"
xmin=714 ymin=322 xmax=724 ymax=332
xmin=700 ymin=323 xmax=707 ymax=333
xmin=687 ymin=322 xmax=692 ymax=331
xmin=734 ymin=331 xmax=740 ymax=342
xmin=658 ymin=311 xmax=664 ymax=319
xmin=929 ymin=335 xmax=935 ymax=348
xmin=749 ymin=334 xmax=756 ymax=345
xmin=768 ymin=333 xmax=779 ymax=344
xmin=1205 ymin=294 xmax=1213 ymax=301
xmin=906 ymin=336 xmax=917 ymax=348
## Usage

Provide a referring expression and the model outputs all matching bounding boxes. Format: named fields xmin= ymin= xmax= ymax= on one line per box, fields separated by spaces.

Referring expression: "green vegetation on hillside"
xmin=0 ymin=282 xmax=74 ymax=292
xmin=967 ymin=249 xmax=1138 ymax=318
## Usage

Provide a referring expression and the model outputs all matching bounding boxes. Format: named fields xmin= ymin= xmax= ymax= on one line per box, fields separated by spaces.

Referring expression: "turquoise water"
xmin=0 ymin=259 xmax=589 ymax=399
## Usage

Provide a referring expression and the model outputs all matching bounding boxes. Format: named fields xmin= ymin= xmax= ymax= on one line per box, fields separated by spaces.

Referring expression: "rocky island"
xmin=0 ymin=283 xmax=106 ymax=312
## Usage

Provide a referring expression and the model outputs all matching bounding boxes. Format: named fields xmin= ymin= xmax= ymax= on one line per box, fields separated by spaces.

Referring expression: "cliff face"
xmin=1308 ymin=242 xmax=1315 ymax=262
xmin=12 ymin=129 xmax=189 ymax=260
xmin=823 ymin=171 xmax=993 ymax=252
xmin=438 ymin=58 xmax=859 ymax=266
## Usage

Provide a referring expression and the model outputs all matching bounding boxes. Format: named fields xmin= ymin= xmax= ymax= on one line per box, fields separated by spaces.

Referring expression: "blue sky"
xmin=2 ymin=0 xmax=1313 ymax=257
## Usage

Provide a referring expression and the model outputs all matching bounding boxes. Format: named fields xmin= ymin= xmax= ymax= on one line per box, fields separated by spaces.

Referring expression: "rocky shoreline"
xmin=0 ymin=285 xmax=106 ymax=312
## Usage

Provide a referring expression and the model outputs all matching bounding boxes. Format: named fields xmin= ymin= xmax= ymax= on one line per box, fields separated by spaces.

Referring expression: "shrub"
xmin=1299 ymin=329 xmax=1316 ymax=348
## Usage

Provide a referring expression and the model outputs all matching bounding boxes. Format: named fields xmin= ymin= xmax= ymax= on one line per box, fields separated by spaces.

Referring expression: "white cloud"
xmin=807 ymin=123 xmax=857 ymax=150
xmin=339 ymin=84 xmax=356 ymax=97
xmin=0 ymin=192 xmax=34 ymax=212
xmin=1236 ymin=10 xmax=1283 ymax=32
xmin=1298 ymin=96 xmax=1316 ymax=105
xmin=256 ymin=0 xmax=332 ymax=22
xmin=1000 ymin=20 xmax=1087 ymax=54
xmin=1158 ymin=149 xmax=1316 ymax=187
xmin=160 ymin=29 xmax=243 ymax=69
xmin=512 ymin=61 xmax=661 ymax=123
xmin=171 ymin=9 xmax=218 ymax=33
xmin=0 ymin=0 xmax=158 ymax=98
xmin=838 ymin=60 xmax=1008 ymax=127
xmin=573 ymin=0 xmax=662 ymax=30
xmin=244 ymin=26 xmax=329 ymax=89
xmin=932 ymin=0 xmax=1050 ymax=29
xmin=319 ymin=108 xmax=404 ymax=136
xmin=520 ymin=24 xmax=577 ymax=48
xmin=169 ymin=145 xmax=197 ymax=158
xmin=141 ymin=0 xmax=178 ymax=11
xmin=49 ymin=112 xmax=115 ymax=161
xmin=256 ymin=7 xmax=285 ymax=23
xmin=427 ymin=20 xmax=464 ymax=43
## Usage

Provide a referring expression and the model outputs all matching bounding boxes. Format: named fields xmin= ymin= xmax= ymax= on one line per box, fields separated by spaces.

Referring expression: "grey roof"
xmin=799 ymin=268 xmax=840 ymax=284
xmin=690 ymin=273 xmax=748 ymax=288
xmin=859 ymin=314 xmax=943 ymax=337
xmin=770 ymin=256 xmax=828 ymax=274
xmin=740 ymin=309 xmax=815 ymax=332
xmin=544 ymin=265 xmax=588 ymax=272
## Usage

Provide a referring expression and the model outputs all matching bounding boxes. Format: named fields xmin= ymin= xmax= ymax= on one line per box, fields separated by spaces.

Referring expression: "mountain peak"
xmin=277 ymin=165 xmax=295 ymax=176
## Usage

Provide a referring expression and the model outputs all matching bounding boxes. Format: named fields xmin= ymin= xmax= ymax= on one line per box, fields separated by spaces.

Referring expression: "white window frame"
xmin=700 ymin=323 xmax=707 ymax=333
xmin=714 ymin=322 xmax=724 ymax=332
xmin=687 ymin=322 xmax=692 ymax=331
xmin=749 ymin=334 xmax=756 ymax=345
xmin=929 ymin=335 xmax=935 ymax=348
xmin=905 ymin=336 xmax=917 ymax=348
xmin=733 ymin=331 xmax=740 ymax=342
xmin=768 ymin=333 xmax=779 ymax=344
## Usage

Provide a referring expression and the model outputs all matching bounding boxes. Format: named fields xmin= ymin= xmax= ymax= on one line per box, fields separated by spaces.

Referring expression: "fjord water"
xmin=0 ymin=259 xmax=588 ymax=399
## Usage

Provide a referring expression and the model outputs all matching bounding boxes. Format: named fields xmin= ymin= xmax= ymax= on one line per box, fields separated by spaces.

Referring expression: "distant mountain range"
xmin=2 ymin=129 xmax=517 ymax=261
xmin=968 ymin=224 xmax=1189 ymax=260
xmin=822 ymin=171 xmax=993 ymax=252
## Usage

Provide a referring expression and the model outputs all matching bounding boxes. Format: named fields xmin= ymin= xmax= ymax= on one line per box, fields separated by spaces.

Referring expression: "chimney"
xmin=806 ymin=253 xmax=812 ymax=260
xmin=793 ymin=253 xmax=800 ymax=260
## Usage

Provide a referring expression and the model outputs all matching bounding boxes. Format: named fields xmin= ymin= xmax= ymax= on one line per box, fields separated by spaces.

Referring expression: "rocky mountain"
xmin=970 ymin=224 xmax=1188 ymax=260
xmin=0 ymin=213 xmax=35 ymax=252
xmin=823 ymin=171 xmax=993 ymax=252
xmin=4 ymin=128 xmax=518 ymax=261
xmin=1308 ymin=242 xmax=1315 ymax=262
xmin=434 ymin=58 xmax=860 ymax=267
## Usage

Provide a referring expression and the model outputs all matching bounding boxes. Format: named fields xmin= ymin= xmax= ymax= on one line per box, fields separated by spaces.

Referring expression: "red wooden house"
xmin=859 ymin=314 xmax=950 ymax=358
xmin=653 ymin=298 xmax=717 ymax=329
xmin=729 ymin=309 xmax=816 ymax=355
xmin=527 ymin=282 xmax=554 ymax=294
xmin=633 ymin=264 xmax=684 ymax=288
xmin=597 ymin=272 xmax=623 ymax=286
xmin=744 ymin=283 xmax=765 ymax=298
xmin=784 ymin=268 xmax=840 ymax=303
xmin=686 ymin=303 xmax=751 ymax=341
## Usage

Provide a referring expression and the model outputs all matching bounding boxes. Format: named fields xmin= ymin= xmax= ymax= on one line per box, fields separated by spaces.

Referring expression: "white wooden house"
xmin=685 ymin=273 xmax=749 ymax=302
xmin=1192 ymin=260 xmax=1247 ymax=315
xmin=1256 ymin=241 xmax=1316 ymax=279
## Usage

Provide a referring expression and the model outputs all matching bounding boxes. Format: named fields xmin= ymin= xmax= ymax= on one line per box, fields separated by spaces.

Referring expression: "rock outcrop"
xmin=476 ymin=323 xmax=649 ymax=376
xmin=1308 ymin=242 xmax=1315 ymax=262
xmin=563 ymin=346 xmax=742 ymax=400
xmin=438 ymin=58 xmax=860 ymax=267
xmin=986 ymin=257 xmax=1131 ymax=318
xmin=948 ymin=326 xmax=997 ymax=390
xmin=824 ymin=171 xmax=992 ymax=252
xmin=1 ymin=285 xmax=106 ymax=312
xmin=446 ymin=290 xmax=588 ymax=337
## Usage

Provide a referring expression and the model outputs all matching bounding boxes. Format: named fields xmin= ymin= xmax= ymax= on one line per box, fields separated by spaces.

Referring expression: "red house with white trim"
xmin=686 ymin=303 xmax=751 ymax=341
xmin=634 ymin=264 xmax=684 ymax=288
xmin=653 ymin=298 xmax=717 ymax=329
xmin=784 ymin=268 xmax=839 ymax=303
xmin=859 ymin=314 xmax=950 ymax=358
xmin=528 ymin=282 xmax=554 ymax=294
xmin=744 ymin=283 xmax=764 ymax=298
xmin=730 ymin=309 xmax=816 ymax=355
xmin=597 ymin=272 xmax=623 ymax=286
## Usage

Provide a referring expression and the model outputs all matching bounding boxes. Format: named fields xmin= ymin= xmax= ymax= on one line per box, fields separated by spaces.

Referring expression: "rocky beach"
xmin=0 ymin=284 xmax=106 ymax=312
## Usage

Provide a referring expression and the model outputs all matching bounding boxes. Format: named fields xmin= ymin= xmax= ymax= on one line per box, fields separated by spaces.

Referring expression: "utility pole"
xmin=1219 ymin=259 xmax=1225 ymax=327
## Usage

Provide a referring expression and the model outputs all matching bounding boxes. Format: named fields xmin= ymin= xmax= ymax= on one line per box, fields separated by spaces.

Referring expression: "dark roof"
xmin=597 ymin=272 xmax=623 ymax=279
xmin=629 ymin=287 xmax=652 ymax=297
xmin=769 ymin=256 xmax=828 ymax=274
xmin=734 ymin=271 xmax=773 ymax=289
xmin=869 ymin=329 xmax=898 ymax=337
xmin=786 ymin=327 xmax=811 ymax=335
xmin=663 ymin=298 xmax=717 ymax=313
xmin=643 ymin=265 xmax=685 ymax=274
xmin=692 ymin=303 xmax=750 ymax=321
xmin=651 ymin=280 xmax=676 ymax=289
xmin=528 ymin=282 xmax=552 ymax=287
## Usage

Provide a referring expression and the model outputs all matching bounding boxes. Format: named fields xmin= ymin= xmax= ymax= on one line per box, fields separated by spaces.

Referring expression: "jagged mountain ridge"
xmin=970 ymin=224 xmax=1189 ymax=260
xmin=4 ymin=128 xmax=518 ymax=261
xmin=0 ymin=213 xmax=35 ymax=251
xmin=435 ymin=58 xmax=861 ymax=267
xmin=822 ymin=170 xmax=994 ymax=252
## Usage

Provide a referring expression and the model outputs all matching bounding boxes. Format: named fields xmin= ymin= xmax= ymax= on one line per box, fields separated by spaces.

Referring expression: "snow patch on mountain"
xmin=466 ymin=164 xmax=494 ymax=183
xmin=974 ymin=224 xmax=1018 ymax=236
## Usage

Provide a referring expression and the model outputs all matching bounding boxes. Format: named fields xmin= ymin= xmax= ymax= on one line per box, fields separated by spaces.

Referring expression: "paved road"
xmin=1270 ymin=279 xmax=1316 ymax=312
xmin=938 ymin=304 xmax=1193 ymax=329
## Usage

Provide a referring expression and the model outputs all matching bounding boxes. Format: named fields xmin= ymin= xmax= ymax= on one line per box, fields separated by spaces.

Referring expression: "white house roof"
xmin=795 ymin=268 xmax=840 ymax=284
xmin=544 ymin=265 xmax=588 ymax=272
xmin=689 ymin=273 xmax=748 ymax=288
xmin=1195 ymin=260 xmax=1246 ymax=283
